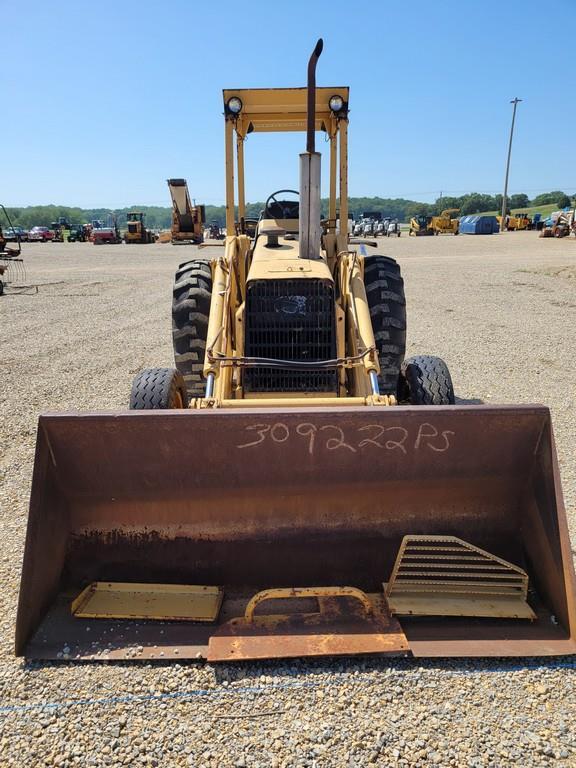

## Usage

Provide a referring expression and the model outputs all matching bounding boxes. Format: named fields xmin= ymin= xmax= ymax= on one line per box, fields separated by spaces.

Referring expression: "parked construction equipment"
xmin=67 ymin=224 xmax=89 ymax=242
xmin=540 ymin=209 xmax=575 ymax=238
xmin=374 ymin=219 xmax=386 ymax=236
xmin=511 ymin=213 xmax=531 ymax=230
xmin=16 ymin=41 xmax=576 ymax=662
xmin=208 ymin=220 xmax=225 ymax=239
xmin=124 ymin=211 xmax=155 ymax=244
xmin=409 ymin=214 xmax=433 ymax=235
xmin=91 ymin=215 xmax=122 ymax=244
xmin=50 ymin=217 xmax=72 ymax=242
xmin=361 ymin=211 xmax=381 ymax=236
xmin=430 ymin=209 xmax=459 ymax=235
xmin=497 ymin=213 xmax=531 ymax=231
xmin=167 ymin=179 xmax=204 ymax=244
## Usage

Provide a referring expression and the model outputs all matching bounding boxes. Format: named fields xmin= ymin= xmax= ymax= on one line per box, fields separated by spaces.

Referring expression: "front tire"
xmin=397 ymin=355 xmax=455 ymax=405
xmin=172 ymin=260 xmax=212 ymax=397
xmin=364 ymin=255 xmax=407 ymax=395
xmin=129 ymin=367 xmax=188 ymax=409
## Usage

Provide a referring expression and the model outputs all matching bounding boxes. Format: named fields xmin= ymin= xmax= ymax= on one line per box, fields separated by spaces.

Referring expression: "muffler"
xmin=299 ymin=38 xmax=323 ymax=260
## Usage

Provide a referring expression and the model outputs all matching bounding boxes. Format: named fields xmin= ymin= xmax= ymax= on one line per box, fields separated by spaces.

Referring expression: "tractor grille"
xmin=128 ymin=224 xmax=138 ymax=233
xmin=244 ymin=279 xmax=337 ymax=393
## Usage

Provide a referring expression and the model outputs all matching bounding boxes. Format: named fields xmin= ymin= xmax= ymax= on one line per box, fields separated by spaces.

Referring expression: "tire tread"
xmin=130 ymin=367 xmax=188 ymax=409
xmin=364 ymin=255 xmax=407 ymax=393
xmin=399 ymin=355 xmax=455 ymax=405
xmin=171 ymin=260 xmax=212 ymax=397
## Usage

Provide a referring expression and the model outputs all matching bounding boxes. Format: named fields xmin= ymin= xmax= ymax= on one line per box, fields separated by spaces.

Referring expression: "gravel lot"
xmin=1 ymin=233 xmax=575 ymax=767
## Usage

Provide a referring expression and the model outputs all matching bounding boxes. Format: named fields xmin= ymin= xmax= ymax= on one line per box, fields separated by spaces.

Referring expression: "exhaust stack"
xmin=299 ymin=39 xmax=323 ymax=260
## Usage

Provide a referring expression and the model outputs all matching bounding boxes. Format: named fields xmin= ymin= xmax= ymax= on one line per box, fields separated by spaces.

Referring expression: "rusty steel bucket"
xmin=15 ymin=405 xmax=576 ymax=660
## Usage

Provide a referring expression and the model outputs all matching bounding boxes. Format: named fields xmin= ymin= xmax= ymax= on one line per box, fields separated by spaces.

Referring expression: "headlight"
xmin=227 ymin=96 xmax=243 ymax=114
xmin=329 ymin=94 xmax=344 ymax=113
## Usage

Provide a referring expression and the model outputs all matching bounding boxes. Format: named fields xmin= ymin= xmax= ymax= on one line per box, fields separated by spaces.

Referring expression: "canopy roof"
xmin=222 ymin=87 xmax=349 ymax=135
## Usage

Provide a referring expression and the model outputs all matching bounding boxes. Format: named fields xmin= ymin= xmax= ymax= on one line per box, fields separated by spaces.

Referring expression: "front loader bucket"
xmin=16 ymin=405 xmax=576 ymax=660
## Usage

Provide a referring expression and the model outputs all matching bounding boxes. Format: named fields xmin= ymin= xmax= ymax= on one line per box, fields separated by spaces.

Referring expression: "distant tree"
xmin=433 ymin=196 xmax=461 ymax=215
xmin=556 ymin=193 xmax=572 ymax=209
xmin=509 ymin=193 xmax=529 ymax=209
xmin=405 ymin=203 xmax=433 ymax=219
xmin=531 ymin=191 xmax=567 ymax=207
xmin=460 ymin=193 xmax=496 ymax=215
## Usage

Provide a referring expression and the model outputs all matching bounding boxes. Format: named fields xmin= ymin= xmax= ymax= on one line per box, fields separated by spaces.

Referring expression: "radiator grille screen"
xmin=244 ymin=279 xmax=337 ymax=393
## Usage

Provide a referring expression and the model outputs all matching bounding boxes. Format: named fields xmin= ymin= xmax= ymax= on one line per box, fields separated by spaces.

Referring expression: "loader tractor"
xmin=508 ymin=213 xmax=531 ymax=231
xmin=15 ymin=41 xmax=576 ymax=663
xmin=124 ymin=211 xmax=155 ymax=244
xmin=409 ymin=213 xmax=434 ymax=235
xmin=498 ymin=213 xmax=531 ymax=232
xmin=540 ymin=209 xmax=575 ymax=239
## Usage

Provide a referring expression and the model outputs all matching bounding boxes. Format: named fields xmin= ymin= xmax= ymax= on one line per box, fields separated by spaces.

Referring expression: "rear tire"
xmin=397 ymin=355 xmax=455 ymax=405
xmin=130 ymin=367 xmax=188 ymax=409
xmin=364 ymin=255 xmax=407 ymax=394
xmin=172 ymin=260 xmax=212 ymax=397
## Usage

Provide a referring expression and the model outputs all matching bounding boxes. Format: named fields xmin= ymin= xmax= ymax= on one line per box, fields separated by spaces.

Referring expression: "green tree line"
xmin=4 ymin=191 xmax=573 ymax=230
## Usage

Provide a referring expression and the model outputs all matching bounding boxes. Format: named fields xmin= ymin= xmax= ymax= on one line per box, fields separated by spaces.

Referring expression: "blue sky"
xmin=4 ymin=0 xmax=574 ymax=208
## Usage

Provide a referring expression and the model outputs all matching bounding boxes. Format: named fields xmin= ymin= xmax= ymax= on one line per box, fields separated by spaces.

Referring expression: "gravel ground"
xmin=1 ymin=233 xmax=575 ymax=767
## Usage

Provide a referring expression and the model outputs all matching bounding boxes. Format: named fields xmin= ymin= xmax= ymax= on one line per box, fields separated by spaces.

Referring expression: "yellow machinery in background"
xmin=430 ymin=208 xmax=459 ymax=235
xmin=497 ymin=213 xmax=531 ymax=231
xmin=167 ymin=178 xmax=205 ymax=244
xmin=15 ymin=40 xmax=576 ymax=663
xmin=124 ymin=211 xmax=155 ymax=244
xmin=513 ymin=213 xmax=531 ymax=230
xmin=409 ymin=214 xmax=434 ymax=235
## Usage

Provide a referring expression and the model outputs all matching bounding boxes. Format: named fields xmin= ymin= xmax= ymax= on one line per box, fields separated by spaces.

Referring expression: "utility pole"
xmin=500 ymin=97 xmax=522 ymax=232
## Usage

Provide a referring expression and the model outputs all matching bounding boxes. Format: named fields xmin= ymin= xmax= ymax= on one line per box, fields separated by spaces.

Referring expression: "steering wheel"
xmin=264 ymin=189 xmax=299 ymax=219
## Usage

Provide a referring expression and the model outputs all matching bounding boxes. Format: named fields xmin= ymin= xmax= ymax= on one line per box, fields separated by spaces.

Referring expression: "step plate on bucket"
xmin=71 ymin=582 xmax=223 ymax=622
xmin=207 ymin=592 xmax=409 ymax=661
